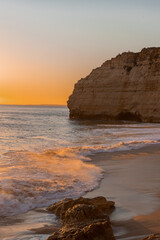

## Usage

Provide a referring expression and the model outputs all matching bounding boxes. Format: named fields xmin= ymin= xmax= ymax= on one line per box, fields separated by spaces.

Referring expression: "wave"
xmin=0 ymin=138 xmax=159 ymax=217
xmin=42 ymin=139 xmax=159 ymax=158
xmin=43 ymin=139 xmax=159 ymax=157
xmin=0 ymin=149 xmax=103 ymax=217
xmin=79 ymin=139 xmax=159 ymax=156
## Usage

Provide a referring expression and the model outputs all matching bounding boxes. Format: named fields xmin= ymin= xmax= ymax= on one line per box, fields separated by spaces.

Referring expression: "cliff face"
xmin=67 ymin=47 xmax=160 ymax=122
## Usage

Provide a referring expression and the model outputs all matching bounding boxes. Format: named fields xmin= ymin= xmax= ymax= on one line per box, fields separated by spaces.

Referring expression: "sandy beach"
xmin=85 ymin=144 xmax=160 ymax=240
xmin=0 ymin=144 xmax=159 ymax=240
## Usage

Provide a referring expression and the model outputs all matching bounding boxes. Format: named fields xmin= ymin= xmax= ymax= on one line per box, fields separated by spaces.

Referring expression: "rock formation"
xmin=46 ymin=196 xmax=115 ymax=240
xmin=67 ymin=47 xmax=160 ymax=122
xmin=45 ymin=196 xmax=159 ymax=240
xmin=143 ymin=233 xmax=160 ymax=240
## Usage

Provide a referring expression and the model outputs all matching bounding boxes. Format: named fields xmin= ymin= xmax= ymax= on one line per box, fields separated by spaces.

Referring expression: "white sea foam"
xmin=79 ymin=139 xmax=159 ymax=156
xmin=0 ymin=149 xmax=103 ymax=216
xmin=0 ymin=138 xmax=159 ymax=217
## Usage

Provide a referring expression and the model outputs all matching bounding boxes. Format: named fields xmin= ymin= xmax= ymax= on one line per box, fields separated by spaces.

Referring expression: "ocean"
xmin=0 ymin=105 xmax=160 ymax=239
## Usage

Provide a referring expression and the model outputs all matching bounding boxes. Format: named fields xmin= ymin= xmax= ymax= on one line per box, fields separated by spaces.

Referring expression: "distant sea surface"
xmin=0 ymin=105 xmax=160 ymax=217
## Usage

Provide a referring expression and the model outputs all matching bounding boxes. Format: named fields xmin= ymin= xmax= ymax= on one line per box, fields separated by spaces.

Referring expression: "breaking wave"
xmin=0 ymin=138 xmax=159 ymax=217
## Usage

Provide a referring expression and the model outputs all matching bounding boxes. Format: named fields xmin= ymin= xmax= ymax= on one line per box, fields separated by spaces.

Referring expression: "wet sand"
xmin=135 ymin=209 xmax=160 ymax=233
xmin=85 ymin=144 xmax=160 ymax=239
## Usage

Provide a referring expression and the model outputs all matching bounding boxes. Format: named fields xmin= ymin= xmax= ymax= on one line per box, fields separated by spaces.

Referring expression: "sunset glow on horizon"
xmin=1 ymin=0 xmax=160 ymax=105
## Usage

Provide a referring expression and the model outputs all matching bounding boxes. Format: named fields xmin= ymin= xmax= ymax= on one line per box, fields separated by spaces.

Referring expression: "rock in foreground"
xmin=46 ymin=196 xmax=115 ymax=240
xmin=143 ymin=233 xmax=160 ymax=240
xmin=68 ymin=47 xmax=160 ymax=122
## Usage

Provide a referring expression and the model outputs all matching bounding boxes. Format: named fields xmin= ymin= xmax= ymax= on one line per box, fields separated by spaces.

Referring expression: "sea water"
xmin=0 ymin=105 xmax=160 ymax=219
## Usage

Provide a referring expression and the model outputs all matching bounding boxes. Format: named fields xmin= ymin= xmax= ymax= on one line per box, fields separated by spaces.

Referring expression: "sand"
xmin=84 ymin=144 xmax=160 ymax=240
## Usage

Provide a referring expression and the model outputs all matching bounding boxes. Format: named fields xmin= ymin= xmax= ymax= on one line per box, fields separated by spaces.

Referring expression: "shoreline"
xmin=84 ymin=143 xmax=160 ymax=239
xmin=0 ymin=143 xmax=160 ymax=240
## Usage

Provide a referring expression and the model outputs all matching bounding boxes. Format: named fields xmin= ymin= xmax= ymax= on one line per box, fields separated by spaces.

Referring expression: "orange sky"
xmin=0 ymin=61 xmax=75 ymax=105
xmin=0 ymin=1 xmax=160 ymax=105
xmin=0 ymin=50 xmax=94 ymax=105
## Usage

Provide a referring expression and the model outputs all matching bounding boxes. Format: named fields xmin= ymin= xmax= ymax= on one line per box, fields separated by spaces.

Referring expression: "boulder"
xmin=63 ymin=203 xmax=108 ymax=225
xmin=47 ymin=196 xmax=115 ymax=220
xmin=46 ymin=197 xmax=115 ymax=240
xmin=47 ymin=220 xmax=115 ymax=240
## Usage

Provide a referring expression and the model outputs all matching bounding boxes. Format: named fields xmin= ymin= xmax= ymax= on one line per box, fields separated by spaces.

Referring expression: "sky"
xmin=0 ymin=0 xmax=160 ymax=105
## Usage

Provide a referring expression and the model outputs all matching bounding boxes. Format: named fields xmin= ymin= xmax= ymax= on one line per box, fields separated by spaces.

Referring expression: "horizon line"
xmin=0 ymin=103 xmax=67 ymax=107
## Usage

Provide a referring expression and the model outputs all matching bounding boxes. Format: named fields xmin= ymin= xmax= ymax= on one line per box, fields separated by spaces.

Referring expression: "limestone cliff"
xmin=67 ymin=47 xmax=160 ymax=122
